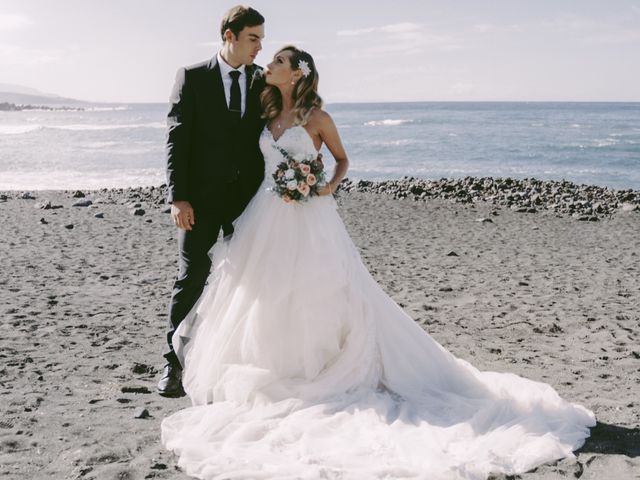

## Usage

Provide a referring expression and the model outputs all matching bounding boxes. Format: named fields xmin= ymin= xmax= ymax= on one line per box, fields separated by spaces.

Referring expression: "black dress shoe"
xmin=157 ymin=362 xmax=185 ymax=397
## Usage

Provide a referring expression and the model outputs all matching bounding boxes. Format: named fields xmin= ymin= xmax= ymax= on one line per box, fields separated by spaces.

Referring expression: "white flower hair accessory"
xmin=298 ymin=60 xmax=311 ymax=78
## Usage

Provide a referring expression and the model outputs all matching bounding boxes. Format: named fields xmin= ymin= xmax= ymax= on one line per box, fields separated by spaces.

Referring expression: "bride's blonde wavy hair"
xmin=261 ymin=46 xmax=323 ymax=126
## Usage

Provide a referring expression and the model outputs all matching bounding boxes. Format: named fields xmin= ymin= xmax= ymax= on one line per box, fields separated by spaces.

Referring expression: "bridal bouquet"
xmin=271 ymin=144 xmax=327 ymax=203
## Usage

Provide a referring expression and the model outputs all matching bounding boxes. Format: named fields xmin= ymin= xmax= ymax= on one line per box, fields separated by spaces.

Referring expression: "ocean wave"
xmin=85 ymin=106 xmax=131 ymax=112
xmin=364 ymin=119 xmax=413 ymax=127
xmin=0 ymin=125 xmax=42 ymax=135
xmin=370 ymin=139 xmax=418 ymax=146
xmin=0 ymin=122 xmax=165 ymax=135
xmin=0 ymin=167 xmax=165 ymax=190
xmin=52 ymin=122 xmax=165 ymax=131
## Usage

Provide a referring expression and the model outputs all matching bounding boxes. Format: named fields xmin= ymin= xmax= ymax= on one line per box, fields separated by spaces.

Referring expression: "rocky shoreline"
xmin=2 ymin=175 xmax=639 ymax=221
xmin=339 ymin=176 xmax=640 ymax=220
xmin=0 ymin=101 xmax=83 ymax=112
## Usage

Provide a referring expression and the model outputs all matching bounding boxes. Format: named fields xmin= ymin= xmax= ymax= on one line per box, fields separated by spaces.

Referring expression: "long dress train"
xmin=161 ymin=125 xmax=595 ymax=480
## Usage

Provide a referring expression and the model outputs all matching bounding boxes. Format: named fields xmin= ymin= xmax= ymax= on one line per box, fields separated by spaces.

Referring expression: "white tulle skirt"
xmin=161 ymin=185 xmax=595 ymax=480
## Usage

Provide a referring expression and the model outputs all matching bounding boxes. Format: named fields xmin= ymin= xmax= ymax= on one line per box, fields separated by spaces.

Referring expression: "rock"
xmin=36 ymin=200 xmax=52 ymax=210
xmin=549 ymin=323 xmax=563 ymax=334
xmin=72 ymin=199 xmax=93 ymax=207
xmin=476 ymin=217 xmax=493 ymax=223
xmin=64 ymin=224 xmax=74 ymax=230
xmin=20 ymin=192 xmax=36 ymax=200
xmin=134 ymin=408 xmax=150 ymax=419
xmin=0 ymin=194 xmax=8 ymax=201
xmin=94 ymin=213 xmax=104 ymax=219
xmin=39 ymin=218 xmax=48 ymax=225
xmin=150 ymin=463 xmax=167 ymax=470
xmin=132 ymin=363 xmax=157 ymax=375
xmin=121 ymin=385 xmax=151 ymax=394
xmin=133 ymin=208 xmax=146 ymax=216
xmin=162 ymin=207 xmax=172 ymax=214
xmin=518 ymin=281 xmax=529 ymax=286
xmin=145 ymin=219 xmax=152 ymax=223
xmin=73 ymin=190 xmax=85 ymax=198
xmin=438 ymin=286 xmax=453 ymax=292
xmin=446 ymin=251 xmax=459 ymax=257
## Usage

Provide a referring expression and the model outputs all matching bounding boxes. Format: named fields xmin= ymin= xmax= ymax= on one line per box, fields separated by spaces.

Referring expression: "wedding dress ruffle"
xmin=161 ymin=125 xmax=595 ymax=480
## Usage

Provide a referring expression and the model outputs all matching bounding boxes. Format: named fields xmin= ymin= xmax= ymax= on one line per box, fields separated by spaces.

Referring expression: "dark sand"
xmin=1 ymin=188 xmax=638 ymax=479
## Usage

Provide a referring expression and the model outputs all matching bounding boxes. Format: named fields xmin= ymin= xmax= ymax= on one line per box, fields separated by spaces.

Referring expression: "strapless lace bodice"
xmin=259 ymin=125 xmax=319 ymax=187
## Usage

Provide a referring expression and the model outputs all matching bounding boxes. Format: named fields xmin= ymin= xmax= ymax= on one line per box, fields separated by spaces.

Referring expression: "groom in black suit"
xmin=158 ymin=6 xmax=266 ymax=397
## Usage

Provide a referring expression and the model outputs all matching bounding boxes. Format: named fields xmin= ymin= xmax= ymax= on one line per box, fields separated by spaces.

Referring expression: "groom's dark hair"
xmin=220 ymin=5 xmax=265 ymax=41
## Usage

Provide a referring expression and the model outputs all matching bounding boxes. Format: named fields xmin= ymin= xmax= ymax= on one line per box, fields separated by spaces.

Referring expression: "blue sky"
xmin=1 ymin=0 xmax=639 ymax=102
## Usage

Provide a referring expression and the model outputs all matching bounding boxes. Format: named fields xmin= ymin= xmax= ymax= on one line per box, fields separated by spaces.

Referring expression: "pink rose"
xmin=297 ymin=182 xmax=310 ymax=197
xmin=306 ymin=174 xmax=317 ymax=186
xmin=283 ymin=195 xmax=292 ymax=203
xmin=300 ymin=164 xmax=311 ymax=175
xmin=277 ymin=170 xmax=284 ymax=178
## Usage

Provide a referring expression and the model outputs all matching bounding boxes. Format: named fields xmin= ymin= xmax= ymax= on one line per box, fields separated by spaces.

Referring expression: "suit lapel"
xmin=206 ymin=56 xmax=229 ymax=115
xmin=244 ymin=65 xmax=263 ymax=121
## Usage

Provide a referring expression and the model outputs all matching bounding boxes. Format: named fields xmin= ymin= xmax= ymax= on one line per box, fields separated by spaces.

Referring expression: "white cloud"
xmin=583 ymin=29 xmax=640 ymax=44
xmin=450 ymin=82 xmax=475 ymax=95
xmin=337 ymin=23 xmax=421 ymax=37
xmin=379 ymin=23 xmax=422 ymax=34
xmin=472 ymin=24 xmax=495 ymax=34
xmin=0 ymin=13 xmax=32 ymax=31
xmin=338 ymin=22 xmax=463 ymax=58
xmin=0 ymin=45 xmax=62 ymax=66
xmin=539 ymin=15 xmax=640 ymax=44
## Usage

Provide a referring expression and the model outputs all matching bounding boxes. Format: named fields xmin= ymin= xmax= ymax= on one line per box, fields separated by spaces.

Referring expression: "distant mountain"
xmin=0 ymin=83 xmax=85 ymax=105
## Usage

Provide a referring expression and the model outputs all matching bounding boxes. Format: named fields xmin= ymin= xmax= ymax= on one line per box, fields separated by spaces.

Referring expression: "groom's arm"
xmin=165 ymin=67 xmax=193 ymax=204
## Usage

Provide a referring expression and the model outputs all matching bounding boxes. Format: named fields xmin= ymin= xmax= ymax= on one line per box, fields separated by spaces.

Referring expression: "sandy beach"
xmin=1 ymin=184 xmax=639 ymax=480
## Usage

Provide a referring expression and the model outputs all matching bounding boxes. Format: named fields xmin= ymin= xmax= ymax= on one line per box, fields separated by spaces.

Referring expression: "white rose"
xmin=286 ymin=180 xmax=298 ymax=190
xmin=285 ymin=169 xmax=295 ymax=179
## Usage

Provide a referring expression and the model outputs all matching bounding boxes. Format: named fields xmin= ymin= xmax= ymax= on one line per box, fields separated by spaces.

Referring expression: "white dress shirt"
xmin=217 ymin=51 xmax=247 ymax=117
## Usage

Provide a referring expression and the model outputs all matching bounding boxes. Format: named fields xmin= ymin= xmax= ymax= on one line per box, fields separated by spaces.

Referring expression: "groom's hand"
xmin=171 ymin=201 xmax=195 ymax=231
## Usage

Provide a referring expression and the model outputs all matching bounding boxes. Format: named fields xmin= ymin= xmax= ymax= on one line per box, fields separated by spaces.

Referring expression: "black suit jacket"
xmin=165 ymin=57 xmax=266 ymax=220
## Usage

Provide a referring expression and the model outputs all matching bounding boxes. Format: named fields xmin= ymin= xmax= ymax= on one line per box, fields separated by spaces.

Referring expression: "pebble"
xmin=134 ymin=408 xmax=150 ymax=419
xmin=72 ymin=199 xmax=93 ymax=207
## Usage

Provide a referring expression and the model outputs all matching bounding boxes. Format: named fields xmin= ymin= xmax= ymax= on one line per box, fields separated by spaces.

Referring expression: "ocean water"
xmin=1 ymin=102 xmax=639 ymax=191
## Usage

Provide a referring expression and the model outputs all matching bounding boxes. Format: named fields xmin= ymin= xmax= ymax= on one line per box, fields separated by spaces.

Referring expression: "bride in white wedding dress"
xmin=161 ymin=46 xmax=595 ymax=480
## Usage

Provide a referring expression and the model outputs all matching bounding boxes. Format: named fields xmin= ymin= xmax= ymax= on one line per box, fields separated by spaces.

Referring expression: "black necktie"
xmin=229 ymin=70 xmax=241 ymax=121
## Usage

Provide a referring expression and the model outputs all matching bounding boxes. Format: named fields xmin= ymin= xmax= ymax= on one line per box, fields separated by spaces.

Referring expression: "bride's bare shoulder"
xmin=306 ymin=108 xmax=334 ymax=130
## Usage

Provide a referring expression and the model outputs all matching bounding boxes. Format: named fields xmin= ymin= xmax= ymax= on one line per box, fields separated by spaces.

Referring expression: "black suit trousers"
xmin=163 ymin=208 xmax=225 ymax=366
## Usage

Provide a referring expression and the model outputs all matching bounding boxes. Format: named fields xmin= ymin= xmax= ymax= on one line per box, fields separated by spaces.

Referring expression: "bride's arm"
xmin=315 ymin=111 xmax=349 ymax=196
